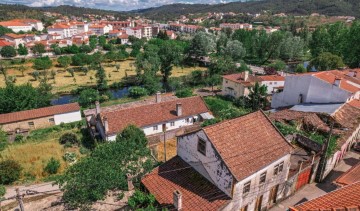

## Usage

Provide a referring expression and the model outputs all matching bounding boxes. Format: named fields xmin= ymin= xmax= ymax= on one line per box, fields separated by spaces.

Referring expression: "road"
xmin=270 ymin=150 xmax=360 ymax=211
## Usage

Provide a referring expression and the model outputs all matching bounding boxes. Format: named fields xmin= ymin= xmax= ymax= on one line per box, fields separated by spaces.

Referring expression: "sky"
xmin=2 ymin=0 xmax=245 ymax=11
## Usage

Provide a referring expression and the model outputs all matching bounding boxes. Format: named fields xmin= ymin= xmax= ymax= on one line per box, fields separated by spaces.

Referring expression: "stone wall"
xmin=2 ymin=115 xmax=55 ymax=133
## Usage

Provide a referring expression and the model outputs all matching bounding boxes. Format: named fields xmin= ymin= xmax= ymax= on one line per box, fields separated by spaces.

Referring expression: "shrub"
xmin=128 ymin=86 xmax=148 ymax=98
xmin=44 ymin=158 xmax=61 ymax=175
xmin=128 ymin=190 xmax=156 ymax=209
xmin=63 ymin=152 xmax=77 ymax=164
xmin=0 ymin=184 xmax=5 ymax=198
xmin=59 ymin=133 xmax=79 ymax=146
xmin=0 ymin=160 xmax=22 ymax=185
xmin=14 ymin=135 xmax=24 ymax=142
xmin=0 ymin=128 xmax=7 ymax=152
xmin=175 ymin=88 xmax=193 ymax=98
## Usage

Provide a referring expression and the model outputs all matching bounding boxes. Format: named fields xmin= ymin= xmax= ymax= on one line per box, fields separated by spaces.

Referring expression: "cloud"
xmin=4 ymin=0 xmax=243 ymax=11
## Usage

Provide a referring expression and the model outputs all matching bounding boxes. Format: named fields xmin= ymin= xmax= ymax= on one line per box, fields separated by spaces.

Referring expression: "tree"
xmin=142 ymin=72 xmax=161 ymax=95
xmin=18 ymin=65 xmax=26 ymax=77
xmin=0 ymin=46 xmax=17 ymax=58
xmin=158 ymin=41 xmax=183 ymax=84
xmin=175 ymin=88 xmax=193 ymax=98
xmin=0 ymin=127 xmax=7 ymax=152
xmin=44 ymin=158 xmax=61 ymax=175
xmin=0 ymin=83 xmax=52 ymax=114
xmin=222 ymin=40 xmax=246 ymax=62
xmin=17 ymin=44 xmax=28 ymax=57
xmin=209 ymin=56 xmax=237 ymax=76
xmin=268 ymin=60 xmax=286 ymax=72
xmin=247 ymin=82 xmax=268 ymax=111
xmin=31 ymin=43 xmax=46 ymax=55
xmin=310 ymin=52 xmax=345 ymax=71
xmin=157 ymin=30 xmax=169 ymax=40
xmin=67 ymin=68 xmax=75 ymax=77
xmin=98 ymin=36 xmax=106 ymax=47
xmin=33 ymin=56 xmax=52 ymax=71
xmin=57 ymin=125 xmax=156 ymax=208
xmin=295 ymin=64 xmax=307 ymax=73
xmin=205 ymin=74 xmax=221 ymax=91
xmin=128 ymin=190 xmax=156 ymax=210
xmin=95 ymin=66 xmax=108 ymax=91
xmin=57 ymin=56 xmax=71 ymax=70
xmin=78 ymin=88 xmax=100 ymax=107
xmin=0 ymin=160 xmax=22 ymax=185
xmin=128 ymin=86 xmax=148 ymax=98
xmin=188 ymin=31 xmax=215 ymax=59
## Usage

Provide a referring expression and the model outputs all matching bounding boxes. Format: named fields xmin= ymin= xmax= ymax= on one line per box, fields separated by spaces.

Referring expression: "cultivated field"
xmin=0 ymin=59 xmax=206 ymax=93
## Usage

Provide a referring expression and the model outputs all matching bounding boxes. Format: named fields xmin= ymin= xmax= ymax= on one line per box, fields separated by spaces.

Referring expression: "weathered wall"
xmin=1 ymin=115 xmax=55 ymax=132
xmin=177 ymin=130 xmax=234 ymax=197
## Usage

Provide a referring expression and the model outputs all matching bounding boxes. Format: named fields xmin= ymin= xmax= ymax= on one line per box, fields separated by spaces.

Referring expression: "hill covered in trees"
xmin=0 ymin=0 xmax=359 ymax=22
xmin=134 ymin=0 xmax=360 ymax=20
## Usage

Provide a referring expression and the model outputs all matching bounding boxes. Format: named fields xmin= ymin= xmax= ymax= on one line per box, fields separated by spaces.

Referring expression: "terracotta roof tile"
xmin=0 ymin=103 xmax=80 ymax=124
xmin=203 ymin=111 xmax=293 ymax=181
xmin=291 ymin=182 xmax=360 ymax=211
xmin=0 ymin=39 xmax=13 ymax=47
xmin=3 ymin=33 xmax=25 ymax=39
xmin=101 ymin=96 xmax=209 ymax=135
xmin=257 ymin=75 xmax=285 ymax=81
xmin=142 ymin=156 xmax=231 ymax=210
xmin=335 ymin=163 xmax=360 ymax=186
xmin=333 ymin=103 xmax=360 ymax=146
xmin=348 ymin=99 xmax=360 ymax=109
xmin=313 ymin=70 xmax=360 ymax=93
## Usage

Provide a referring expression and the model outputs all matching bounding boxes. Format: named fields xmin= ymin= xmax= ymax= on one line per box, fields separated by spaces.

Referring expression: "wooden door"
xmin=255 ymin=195 xmax=263 ymax=211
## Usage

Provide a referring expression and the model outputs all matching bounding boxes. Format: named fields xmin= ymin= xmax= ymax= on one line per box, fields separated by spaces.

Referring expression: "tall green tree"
xmin=17 ymin=44 xmax=28 ymax=57
xmin=57 ymin=56 xmax=71 ymax=70
xmin=31 ymin=43 xmax=46 ymax=55
xmin=95 ymin=65 xmax=108 ymax=91
xmin=188 ymin=31 xmax=215 ymax=59
xmin=310 ymin=52 xmax=345 ymax=71
xmin=33 ymin=56 xmax=52 ymax=71
xmin=0 ymin=46 xmax=16 ymax=58
xmin=57 ymin=125 xmax=156 ymax=208
xmin=158 ymin=41 xmax=183 ymax=84
xmin=247 ymin=82 xmax=268 ymax=111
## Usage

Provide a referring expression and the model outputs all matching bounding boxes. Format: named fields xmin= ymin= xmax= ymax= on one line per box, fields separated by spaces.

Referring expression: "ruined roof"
xmin=333 ymin=102 xmax=360 ymax=146
xmin=0 ymin=103 xmax=80 ymax=124
xmin=335 ymin=163 xmax=360 ymax=186
xmin=291 ymin=182 xmax=360 ymax=211
xmin=203 ymin=111 xmax=293 ymax=181
xmin=290 ymin=103 xmax=343 ymax=115
xmin=101 ymin=96 xmax=209 ymax=135
xmin=142 ymin=156 xmax=231 ymax=211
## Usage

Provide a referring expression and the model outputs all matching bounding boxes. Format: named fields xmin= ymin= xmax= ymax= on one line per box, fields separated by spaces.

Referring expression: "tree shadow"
xmin=343 ymin=157 xmax=359 ymax=166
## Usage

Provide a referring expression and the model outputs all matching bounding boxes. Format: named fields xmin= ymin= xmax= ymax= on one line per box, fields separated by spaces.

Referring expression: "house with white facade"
xmin=271 ymin=69 xmax=360 ymax=108
xmin=142 ymin=111 xmax=294 ymax=210
xmin=48 ymin=23 xmax=75 ymax=38
xmin=89 ymin=24 xmax=113 ymax=35
xmin=1 ymin=33 xmax=26 ymax=48
xmin=222 ymin=72 xmax=285 ymax=98
xmin=0 ymin=19 xmax=43 ymax=32
xmin=125 ymin=27 xmax=142 ymax=39
xmin=220 ymin=23 xmax=253 ymax=30
xmin=141 ymin=26 xmax=153 ymax=39
xmin=0 ymin=103 xmax=82 ymax=137
xmin=84 ymin=94 xmax=212 ymax=141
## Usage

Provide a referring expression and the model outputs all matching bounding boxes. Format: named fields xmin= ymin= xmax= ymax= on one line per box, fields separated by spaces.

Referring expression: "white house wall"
xmin=177 ymin=130 xmax=234 ymax=197
xmin=54 ymin=111 xmax=82 ymax=125
xmin=225 ymin=154 xmax=291 ymax=210
xmin=271 ymin=75 xmax=352 ymax=108
xmin=260 ymin=81 xmax=285 ymax=95
xmin=142 ymin=116 xmax=196 ymax=136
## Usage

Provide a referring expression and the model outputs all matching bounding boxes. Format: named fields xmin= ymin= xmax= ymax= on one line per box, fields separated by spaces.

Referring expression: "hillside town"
xmin=0 ymin=4 xmax=359 ymax=211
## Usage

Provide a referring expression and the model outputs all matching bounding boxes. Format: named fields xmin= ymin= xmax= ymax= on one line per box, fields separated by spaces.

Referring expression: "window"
xmin=243 ymin=181 xmax=251 ymax=194
xmin=260 ymin=172 xmax=266 ymax=184
xmin=279 ymin=162 xmax=284 ymax=172
xmin=49 ymin=118 xmax=55 ymax=123
xmin=197 ymin=138 xmax=206 ymax=156
xmin=170 ymin=122 xmax=175 ymax=126
xmin=274 ymin=82 xmax=277 ymax=85
xmin=225 ymin=80 xmax=228 ymax=84
xmin=274 ymin=164 xmax=279 ymax=176
xmin=185 ymin=118 xmax=191 ymax=123
xmin=269 ymin=82 xmax=273 ymax=85
xmin=153 ymin=125 xmax=158 ymax=131
xmin=28 ymin=122 xmax=34 ymax=127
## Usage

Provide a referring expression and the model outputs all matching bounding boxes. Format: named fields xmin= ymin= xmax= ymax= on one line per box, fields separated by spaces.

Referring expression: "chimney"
xmin=334 ymin=78 xmax=341 ymax=87
xmin=126 ymin=173 xmax=134 ymax=191
xmin=176 ymin=103 xmax=182 ymax=116
xmin=173 ymin=190 xmax=182 ymax=210
xmin=156 ymin=91 xmax=161 ymax=103
xmin=103 ymin=117 xmax=109 ymax=133
xmin=244 ymin=71 xmax=249 ymax=81
xmin=95 ymin=101 xmax=101 ymax=116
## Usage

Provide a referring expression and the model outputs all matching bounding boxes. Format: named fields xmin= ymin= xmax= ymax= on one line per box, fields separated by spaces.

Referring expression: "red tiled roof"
xmin=3 ymin=33 xmax=25 ymax=39
xmin=101 ymin=96 xmax=209 ymax=135
xmin=257 ymin=75 xmax=285 ymax=81
xmin=222 ymin=73 xmax=283 ymax=86
xmin=291 ymin=182 xmax=360 ymax=211
xmin=335 ymin=163 xmax=360 ymax=186
xmin=333 ymin=103 xmax=360 ymax=146
xmin=49 ymin=24 xmax=70 ymax=29
xmin=312 ymin=70 xmax=360 ymax=93
xmin=203 ymin=111 xmax=293 ymax=181
xmin=348 ymin=99 xmax=360 ymax=109
xmin=0 ymin=39 xmax=13 ymax=47
xmin=119 ymin=34 xmax=129 ymax=39
xmin=0 ymin=103 xmax=80 ymax=124
xmin=0 ymin=21 xmax=29 ymax=27
xmin=142 ymin=156 xmax=231 ymax=210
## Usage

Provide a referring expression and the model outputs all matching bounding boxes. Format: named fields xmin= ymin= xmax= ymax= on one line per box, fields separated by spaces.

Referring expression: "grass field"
xmin=0 ymin=127 xmax=84 ymax=183
xmin=0 ymin=59 xmax=206 ymax=93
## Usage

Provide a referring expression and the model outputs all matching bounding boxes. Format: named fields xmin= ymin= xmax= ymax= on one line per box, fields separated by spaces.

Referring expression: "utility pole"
xmin=15 ymin=188 xmax=25 ymax=211
xmin=316 ymin=119 xmax=334 ymax=182
xmin=163 ymin=124 xmax=167 ymax=162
